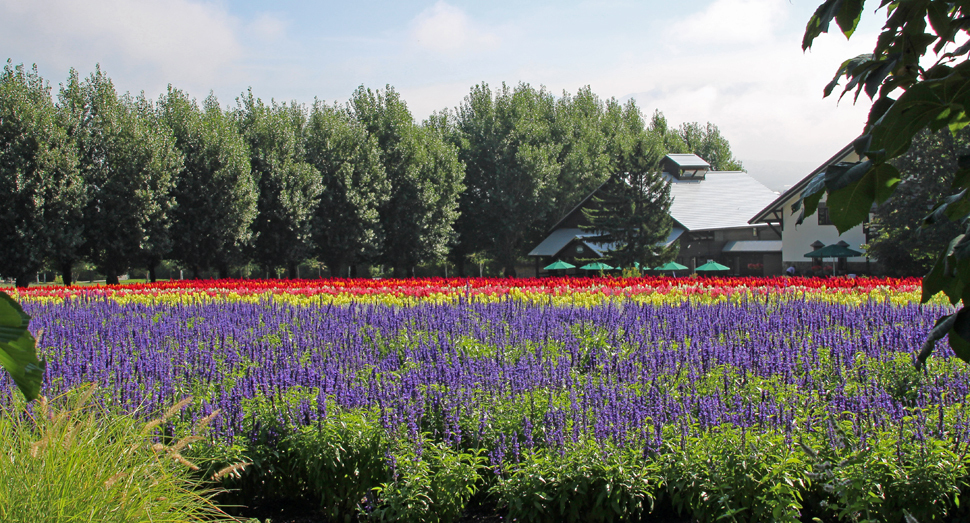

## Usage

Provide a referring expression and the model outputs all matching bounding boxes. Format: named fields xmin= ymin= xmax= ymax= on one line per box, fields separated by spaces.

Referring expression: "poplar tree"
xmin=305 ymin=101 xmax=387 ymax=277
xmin=350 ymin=85 xmax=463 ymax=277
xmin=235 ymin=91 xmax=321 ymax=278
xmin=0 ymin=62 xmax=84 ymax=287
xmin=159 ymin=88 xmax=256 ymax=278
xmin=58 ymin=67 xmax=181 ymax=285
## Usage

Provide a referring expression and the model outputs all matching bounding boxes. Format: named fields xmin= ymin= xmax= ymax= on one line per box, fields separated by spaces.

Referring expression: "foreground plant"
xmin=0 ymin=384 xmax=235 ymax=523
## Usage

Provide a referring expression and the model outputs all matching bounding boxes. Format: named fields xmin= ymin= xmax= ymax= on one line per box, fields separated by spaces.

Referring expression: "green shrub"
xmin=663 ymin=427 xmax=808 ymax=523
xmin=0 ymin=384 xmax=233 ymax=523
xmin=371 ymin=438 xmax=486 ymax=523
xmin=492 ymin=443 xmax=662 ymax=523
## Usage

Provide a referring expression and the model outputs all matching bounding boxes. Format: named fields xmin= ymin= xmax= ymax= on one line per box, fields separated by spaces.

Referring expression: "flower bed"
xmin=9 ymin=277 xmax=966 ymax=522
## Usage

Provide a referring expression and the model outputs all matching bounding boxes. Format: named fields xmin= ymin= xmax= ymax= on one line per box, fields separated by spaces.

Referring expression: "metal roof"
xmin=528 ymin=227 xmax=685 ymax=257
xmin=665 ymin=154 xmax=710 ymax=169
xmin=527 ymin=228 xmax=598 ymax=257
xmin=667 ymin=171 xmax=778 ymax=231
xmin=722 ymin=240 xmax=783 ymax=253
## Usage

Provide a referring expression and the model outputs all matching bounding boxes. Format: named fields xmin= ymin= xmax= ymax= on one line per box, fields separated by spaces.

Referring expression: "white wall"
xmin=780 ymin=193 xmax=869 ymax=263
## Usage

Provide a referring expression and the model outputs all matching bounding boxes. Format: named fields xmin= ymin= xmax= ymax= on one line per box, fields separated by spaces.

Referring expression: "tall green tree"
xmin=159 ymin=88 xmax=256 ymax=279
xmin=868 ymin=128 xmax=967 ymax=277
xmin=350 ymin=85 xmax=463 ymax=277
xmin=235 ymin=91 xmax=321 ymax=279
xmin=0 ymin=62 xmax=84 ymax=288
xmin=799 ymin=0 xmax=970 ymax=366
xmin=449 ymin=82 xmax=560 ymax=277
xmin=550 ymin=86 xmax=613 ymax=220
xmin=647 ymin=110 xmax=688 ymax=155
xmin=583 ymin=103 xmax=675 ymax=268
xmin=677 ymin=121 xmax=744 ymax=171
xmin=58 ymin=67 xmax=181 ymax=285
xmin=305 ymin=101 xmax=388 ymax=277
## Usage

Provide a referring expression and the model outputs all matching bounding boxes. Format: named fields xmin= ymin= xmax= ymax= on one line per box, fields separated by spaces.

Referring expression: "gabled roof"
xmin=749 ymin=142 xmax=858 ymax=224
xmin=527 ymin=228 xmax=598 ymax=257
xmin=527 ymin=227 xmax=685 ymax=258
xmin=667 ymin=171 xmax=778 ymax=230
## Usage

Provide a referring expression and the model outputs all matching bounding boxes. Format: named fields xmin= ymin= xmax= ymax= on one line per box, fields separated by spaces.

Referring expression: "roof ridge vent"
xmin=663 ymin=153 xmax=710 ymax=180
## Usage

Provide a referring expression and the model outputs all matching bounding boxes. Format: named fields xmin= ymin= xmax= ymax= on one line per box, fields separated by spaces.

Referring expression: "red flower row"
xmin=14 ymin=275 xmax=921 ymax=299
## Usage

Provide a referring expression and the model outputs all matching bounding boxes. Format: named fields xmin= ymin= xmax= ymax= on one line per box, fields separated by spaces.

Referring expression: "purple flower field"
xmin=18 ymin=296 xmax=970 ymax=521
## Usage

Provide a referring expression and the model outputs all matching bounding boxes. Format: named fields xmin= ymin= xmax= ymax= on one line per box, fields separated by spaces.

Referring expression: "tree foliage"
xmin=59 ymin=67 xmax=181 ymax=285
xmin=305 ymin=101 xmax=388 ymax=276
xmin=868 ymin=128 xmax=966 ymax=277
xmin=582 ymin=117 xmax=675 ymax=269
xmin=449 ymin=83 xmax=562 ymax=277
xmin=235 ymin=91 xmax=321 ymax=278
xmin=350 ymin=85 xmax=463 ymax=277
xmin=800 ymin=0 xmax=970 ymax=366
xmin=0 ymin=61 xmax=84 ymax=288
xmin=160 ymin=88 xmax=256 ymax=279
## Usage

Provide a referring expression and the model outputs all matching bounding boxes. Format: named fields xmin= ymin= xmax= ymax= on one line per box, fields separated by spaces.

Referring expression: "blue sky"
xmin=1 ymin=0 xmax=884 ymax=189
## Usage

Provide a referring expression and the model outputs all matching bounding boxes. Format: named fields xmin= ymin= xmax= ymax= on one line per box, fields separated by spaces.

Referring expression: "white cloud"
xmin=666 ymin=0 xmax=787 ymax=45
xmin=409 ymin=1 xmax=498 ymax=55
xmin=249 ymin=12 xmax=288 ymax=42
xmin=0 ymin=0 xmax=242 ymax=88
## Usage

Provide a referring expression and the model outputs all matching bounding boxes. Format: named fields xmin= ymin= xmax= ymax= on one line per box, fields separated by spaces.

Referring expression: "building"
xmin=528 ymin=154 xmax=783 ymax=276
xmin=748 ymin=144 xmax=873 ymax=275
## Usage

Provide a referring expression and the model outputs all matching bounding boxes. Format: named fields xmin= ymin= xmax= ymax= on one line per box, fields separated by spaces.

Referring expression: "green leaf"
xmin=825 ymin=164 xmax=901 ymax=233
xmin=924 ymin=189 xmax=970 ymax=225
xmin=871 ymin=82 xmax=952 ymax=158
xmin=0 ymin=331 xmax=45 ymax=401
xmin=824 ymin=160 xmax=872 ymax=192
xmin=0 ymin=292 xmax=29 ymax=344
xmin=0 ymin=292 xmax=45 ymax=401
xmin=803 ymin=0 xmax=844 ymax=51
xmin=951 ymin=307 xmax=970 ymax=364
xmin=835 ymin=0 xmax=864 ymax=38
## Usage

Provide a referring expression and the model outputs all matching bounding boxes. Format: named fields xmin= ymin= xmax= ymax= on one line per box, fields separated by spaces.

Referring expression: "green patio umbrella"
xmin=695 ymin=260 xmax=731 ymax=272
xmin=804 ymin=242 xmax=862 ymax=276
xmin=543 ymin=260 xmax=576 ymax=271
xmin=654 ymin=261 xmax=689 ymax=271
xmin=579 ymin=262 xmax=614 ymax=271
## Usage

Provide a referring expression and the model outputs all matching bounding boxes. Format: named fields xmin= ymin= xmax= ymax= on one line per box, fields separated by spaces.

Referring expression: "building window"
xmin=818 ymin=204 xmax=832 ymax=226
xmin=576 ymin=245 xmax=584 ymax=254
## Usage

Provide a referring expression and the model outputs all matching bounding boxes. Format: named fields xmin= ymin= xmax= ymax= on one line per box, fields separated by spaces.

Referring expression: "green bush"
xmin=371 ymin=438 xmax=486 ymax=523
xmin=492 ymin=443 xmax=662 ymax=523
xmin=0 ymin=384 xmax=233 ymax=523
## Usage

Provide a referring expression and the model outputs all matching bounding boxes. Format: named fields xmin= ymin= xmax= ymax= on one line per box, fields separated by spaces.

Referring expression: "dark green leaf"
xmin=852 ymin=134 xmax=872 ymax=157
xmin=0 ymin=330 xmax=45 ymax=402
xmin=0 ymin=292 xmax=29 ymax=344
xmin=803 ymin=0 xmax=844 ymax=50
xmin=950 ymin=307 xmax=970 ymax=363
xmin=824 ymin=160 xmax=872 ymax=192
xmin=835 ymin=0 xmax=864 ymax=38
xmin=871 ymin=82 xmax=951 ymax=157
xmin=826 ymin=163 xmax=900 ymax=233
xmin=924 ymin=189 xmax=969 ymax=225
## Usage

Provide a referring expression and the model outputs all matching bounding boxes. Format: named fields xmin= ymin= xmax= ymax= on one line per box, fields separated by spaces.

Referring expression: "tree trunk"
xmin=148 ymin=264 xmax=157 ymax=283
xmin=60 ymin=260 xmax=74 ymax=287
xmin=288 ymin=261 xmax=298 ymax=280
xmin=218 ymin=264 xmax=229 ymax=279
xmin=14 ymin=273 xmax=30 ymax=289
xmin=105 ymin=269 xmax=120 ymax=285
xmin=350 ymin=264 xmax=358 ymax=278
xmin=503 ymin=264 xmax=517 ymax=278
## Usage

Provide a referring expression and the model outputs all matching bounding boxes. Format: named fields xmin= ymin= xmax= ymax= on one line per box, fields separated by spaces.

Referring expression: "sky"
xmin=1 ymin=0 xmax=885 ymax=191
